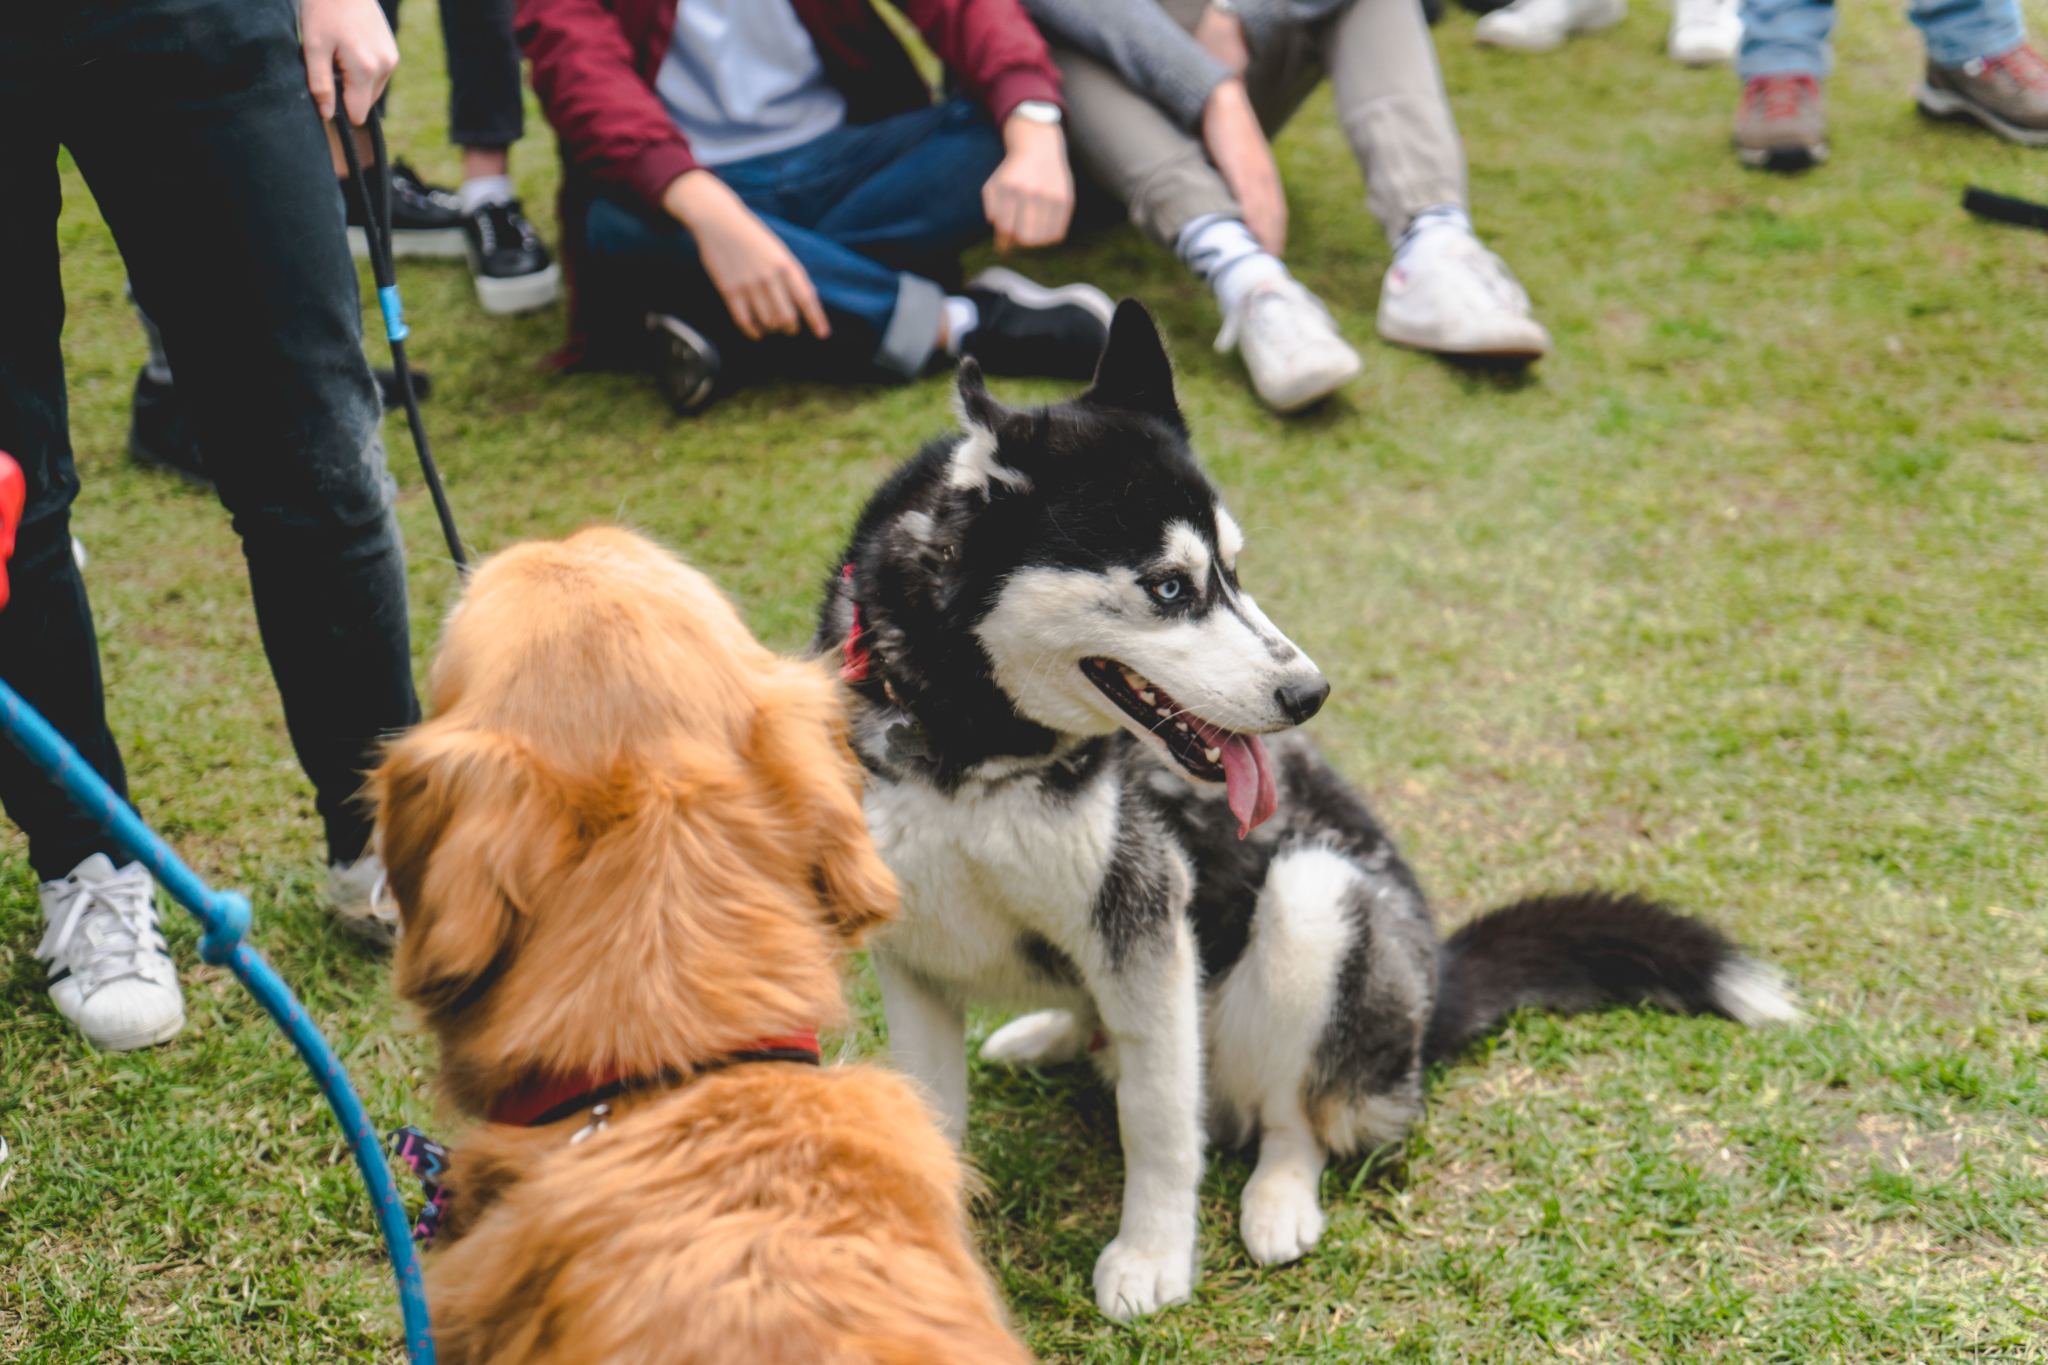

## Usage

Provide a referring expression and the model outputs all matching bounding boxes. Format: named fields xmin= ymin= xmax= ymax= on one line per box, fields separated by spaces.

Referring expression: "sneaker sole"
xmin=965 ymin=267 xmax=1116 ymax=327
xmin=1377 ymin=325 xmax=1551 ymax=362
xmin=1735 ymin=141 xmax=1828 ymax=170
xmin=348 ymin=225 xmax=470 ymax=260
xmin=1668 ymin=34 xmax=1737 ymax=64
xmin=646 ymin=314 xmax=722 ymax=416
xmin=1252 ymin=354 xmax=1366 ymax=414
xmin=473 ymin=262 xmax=561 ymax=316
xmin=1915 ymin=82 xmax=2048 ymax=146
xmin=84 ymin=1009 xmax=188 ymax=1052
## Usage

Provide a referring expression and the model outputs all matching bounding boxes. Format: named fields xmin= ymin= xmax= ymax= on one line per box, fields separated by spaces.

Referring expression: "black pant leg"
xmin=439 ymin=0 xmax=524 ymax=149
xmin=62 ymin=0 xmax=421 ymax=867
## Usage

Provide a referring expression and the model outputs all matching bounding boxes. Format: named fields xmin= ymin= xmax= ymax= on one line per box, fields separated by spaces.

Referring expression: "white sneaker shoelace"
xmin=35 ymin=864 xmax=170 ymax=996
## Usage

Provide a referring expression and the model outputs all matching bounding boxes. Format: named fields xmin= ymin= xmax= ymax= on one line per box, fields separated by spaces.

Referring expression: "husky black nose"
xmin=1275 ymin=677 xmax=1330 ymax=725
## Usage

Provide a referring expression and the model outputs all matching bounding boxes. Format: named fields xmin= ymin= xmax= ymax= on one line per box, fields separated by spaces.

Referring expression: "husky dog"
xmin=815 ymin=302 xmax=1798 ymax=1321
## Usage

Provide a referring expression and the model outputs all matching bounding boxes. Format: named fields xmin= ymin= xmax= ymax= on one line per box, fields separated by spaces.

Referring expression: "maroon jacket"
xmin=518 ymin=0 xmax=1064 ymax=215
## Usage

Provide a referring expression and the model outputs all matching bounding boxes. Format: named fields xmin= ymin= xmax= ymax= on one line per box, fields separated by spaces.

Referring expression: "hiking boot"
xmin=646 ymin=313 xmax=723 ymax=417
xmin=463 ymin=200 xmax=561 ymax=315
xmin=35 ymin=854 xmax=186 ymax=1051
xmin=346 ymin=161 xmax=467 ymax=259
xmin=128 ymin=370 xmax=209 ymax=487
xmin=960 ymin=267 xmax=1115 ymax=380
xmin=1377 ymin=222 xmax=1551 ymax=361
xmin=1917 ymin=44 xmax=2048 ymax=145
xmin=1669 ymin=0 xmax=1740 ymax=64
xmin=1216 ymin=277 xmax=1363 ymax=413
xmin=1734 ymin=73 xmax=1829 ymax=169
xmin=1474 ymin=0 xmax=1626 ymax=51
xmin=327 ymin=852 xmax=401 ymax=948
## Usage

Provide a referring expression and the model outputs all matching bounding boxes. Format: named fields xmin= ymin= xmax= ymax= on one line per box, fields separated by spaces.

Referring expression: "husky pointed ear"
xmin=1082 ymin=299 xmax=1183 ymax=432
xmin=947 ymin=359 xmax=1034 ymax=495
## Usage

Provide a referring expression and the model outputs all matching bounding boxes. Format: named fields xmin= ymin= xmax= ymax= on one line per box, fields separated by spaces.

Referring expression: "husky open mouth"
xmin=1081 ymin=656 xmax=1279 ymax=837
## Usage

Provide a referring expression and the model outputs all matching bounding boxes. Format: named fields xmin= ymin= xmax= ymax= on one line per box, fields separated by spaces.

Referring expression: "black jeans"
xmin=1 ymin=0 xmax=421 ymax=881
xmin=379 ymin=0 xmax=525 ymax=149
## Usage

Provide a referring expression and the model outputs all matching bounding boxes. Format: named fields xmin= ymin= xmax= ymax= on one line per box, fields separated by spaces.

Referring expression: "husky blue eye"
xmin=1153 ymin=578 xmax=1183 ymax=601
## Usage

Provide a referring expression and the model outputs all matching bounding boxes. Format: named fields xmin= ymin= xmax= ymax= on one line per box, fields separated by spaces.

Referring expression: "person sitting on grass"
xmin=518 ymin=0 xmax=1116 ymax=413
xmin=1017 ymin=0 xmax=1552 ymax=416
xmin=1733 ymin=0 xmax=2048 ymax=169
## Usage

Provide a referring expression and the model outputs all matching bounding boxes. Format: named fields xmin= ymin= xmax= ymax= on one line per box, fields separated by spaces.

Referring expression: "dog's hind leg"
xmin=874 ymin=949 xmax=969 ymax=1143
xmin=981 ymin=1007 xmax=1097 ymax=1067
xmin=1206 ymin=844 xmax=1364 ymax=1266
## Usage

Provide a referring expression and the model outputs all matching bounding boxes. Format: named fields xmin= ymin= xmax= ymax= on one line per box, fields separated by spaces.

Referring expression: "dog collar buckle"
xmin=568 ymin=1102 xmax=612 ymax=1145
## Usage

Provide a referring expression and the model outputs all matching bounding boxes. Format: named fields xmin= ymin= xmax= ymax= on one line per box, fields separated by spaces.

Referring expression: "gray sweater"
xmin=1022 ymin=0 xmax=1350 ymax=130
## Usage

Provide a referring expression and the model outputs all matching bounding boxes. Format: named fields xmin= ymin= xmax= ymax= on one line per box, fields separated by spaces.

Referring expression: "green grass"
xmin=6 ymin=0 xmax=2048 ymax=1360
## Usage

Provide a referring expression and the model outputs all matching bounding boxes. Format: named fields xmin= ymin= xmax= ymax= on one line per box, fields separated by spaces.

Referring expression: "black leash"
xmin=1963 ymin=186 xmax=2048 ymax=234
xmin=334 ymin=108 xmax=469 ymax=574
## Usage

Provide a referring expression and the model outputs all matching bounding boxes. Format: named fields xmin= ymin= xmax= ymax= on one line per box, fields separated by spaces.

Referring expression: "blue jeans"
xmin=584 ymin=97 xmax=1004 ymax=385
xmin=1739 ymin=0 xmax=2027 ymax=78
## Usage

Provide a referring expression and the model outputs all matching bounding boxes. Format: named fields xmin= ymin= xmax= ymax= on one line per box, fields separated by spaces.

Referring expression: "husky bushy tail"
xmin=1423 ymin=889 xmax=1801 ymax=1064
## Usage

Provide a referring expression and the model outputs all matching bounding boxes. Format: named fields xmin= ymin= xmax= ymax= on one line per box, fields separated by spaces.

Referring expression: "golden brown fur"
xmin=371 ymin=528 xmax=1032 ymax=1365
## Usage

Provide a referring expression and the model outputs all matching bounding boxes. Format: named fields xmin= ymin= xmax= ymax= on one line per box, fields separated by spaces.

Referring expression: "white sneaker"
xmin=1216 ymin=277 xmax=1364 ymax=414
xmin=1377 ymin=225 xmax=1552 ymax=361
xmin=1668 ymin=0 xmax=1740 ymax=63
xmin=1475 ymin=0 xmax=1626 ymax=50
xmin=327 ymin=852 xmax=401 ymax=947
xmin=35 ymin=854 xmax=186 ymax=1051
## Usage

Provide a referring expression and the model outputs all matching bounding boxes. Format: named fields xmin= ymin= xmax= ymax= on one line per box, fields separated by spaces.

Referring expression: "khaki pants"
xmin=1054 ymin=0 xmax=1467 ymax=249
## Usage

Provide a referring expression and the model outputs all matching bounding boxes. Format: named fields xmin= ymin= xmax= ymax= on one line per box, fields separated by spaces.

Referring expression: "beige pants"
xmin=1054 ymin=0 xmax=1467 ymax=249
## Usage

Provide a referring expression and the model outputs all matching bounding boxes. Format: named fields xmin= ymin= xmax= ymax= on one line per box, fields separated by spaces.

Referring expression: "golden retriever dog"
xmin=371 ymin=527 xmax=1032 ymax=1365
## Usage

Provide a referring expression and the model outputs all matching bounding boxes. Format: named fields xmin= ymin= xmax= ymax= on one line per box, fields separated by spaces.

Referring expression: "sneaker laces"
xmin=1673 ymin=0 xmax=1732 ymax=28
xmin=1744 ymin=73 xmax=1819 ymax=120
xmin=35 ymin=868 xmax=163 ymax=995
xmin=1392 ymin=225 xmax=1532 ymax=314
xmin=1215 ymin=277 xmax=1337 ymax=354
xmin=1976 ymin=43 xmax=2048 ymax=92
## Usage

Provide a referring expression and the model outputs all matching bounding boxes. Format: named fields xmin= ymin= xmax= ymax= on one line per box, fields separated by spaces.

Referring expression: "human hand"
xmin=1194 ymin=4 xmax=1250 ymax=78
xmin=983 ymin=115 xmax=1074 ymax=252
xmin=662 ymin=171 xmax=831 ymax=340
xmin=302 ymin=0 xmax=400 ymax=125
xmin=1202 ymin=80 xmax=1286 ymax=254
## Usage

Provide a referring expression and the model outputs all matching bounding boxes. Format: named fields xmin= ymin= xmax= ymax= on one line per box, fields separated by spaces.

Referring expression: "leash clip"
xmin=568 ymin=1102 xmax=612 ymax=1145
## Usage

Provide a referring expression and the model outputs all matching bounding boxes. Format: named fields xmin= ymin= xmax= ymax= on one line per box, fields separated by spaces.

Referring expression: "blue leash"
xmin=0 ymin=679 xmax=436 ymax=1364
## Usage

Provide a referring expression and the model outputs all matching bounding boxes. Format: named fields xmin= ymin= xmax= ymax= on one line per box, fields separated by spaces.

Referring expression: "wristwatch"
xmin=1011 ymin=100 xmax=1063 ymax=126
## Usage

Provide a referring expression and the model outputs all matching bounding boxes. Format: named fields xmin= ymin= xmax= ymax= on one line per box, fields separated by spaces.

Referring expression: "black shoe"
xmin=463 ymin=200 xmax=561 ymax=315
xmin=345 ymin=161 xmax=467 ymax=259
xmin=646 ymin=314 xmax=722 ymax=416
xmin=128 ymin=371 xmax=209 ymax=486
xmin=959 ymin=268 xmax=1114 ymax=380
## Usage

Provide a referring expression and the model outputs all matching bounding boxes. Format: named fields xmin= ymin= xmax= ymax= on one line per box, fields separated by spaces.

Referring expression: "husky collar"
xmin=839 ymin=564 xmax=871 ymax=681
xmin=485 ymin=1029 xmax=823 ymax=1128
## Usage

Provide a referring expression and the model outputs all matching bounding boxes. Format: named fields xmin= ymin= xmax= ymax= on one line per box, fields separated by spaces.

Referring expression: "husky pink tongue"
xmin=1214 ymin=732 xmax=1278 ymax=839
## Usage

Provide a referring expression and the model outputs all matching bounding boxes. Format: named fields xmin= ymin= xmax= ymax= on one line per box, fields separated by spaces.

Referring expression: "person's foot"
xmin=646 ymin=313 xmax=723 ymax=417
xmin=1917 ymin=44 xmax=2048 ymax=145
xmin=1474 ymin=0 xmax=1626 ymax=51
xmin=346 ymin=162 xmax=468 ymax=259
xmin=1377 ymin=222 xmax=1551 ymax=362
xmin=128 ymin=371 xmax=209 ymax=486
xmin=327 ymin=852 xmax=401 ymax=947
xmin=1734 ymin=73 xmax=1829 ymax=169
xmin=959 ymin=268 xmax=1114 ymax=380
xmin=1669 ymin=0 xmax=1740 ymax=64
xmin=34 ymin=854 xmax=186 ymax=1051
xmin=1215 ymin=277 xmax=1363 ymax=413
xmin=464 ymin=200 xmax=561 ymax=315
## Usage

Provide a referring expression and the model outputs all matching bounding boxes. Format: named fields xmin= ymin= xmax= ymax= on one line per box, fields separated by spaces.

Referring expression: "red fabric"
xmin=0 ymin=453 xmax=23 ymax=612
xmin=840 ymin=564 xmax=870 ymax=681
xmin=486 ymin=1029 xmax=825 ymax=1127
xmin=516 ymin=0 xmax=1062 ymax=216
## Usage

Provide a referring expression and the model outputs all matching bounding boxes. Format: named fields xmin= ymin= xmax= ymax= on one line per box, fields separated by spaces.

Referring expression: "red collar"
xmin=839 ymin=564 xmax=869 ymax=682
xmin=486 ymin=1030 xmax=823 ymax=1128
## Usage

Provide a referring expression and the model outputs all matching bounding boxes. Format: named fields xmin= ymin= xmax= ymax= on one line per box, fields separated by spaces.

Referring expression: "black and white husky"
xmin=815 ymin=303 xmax=1798 ymax=1321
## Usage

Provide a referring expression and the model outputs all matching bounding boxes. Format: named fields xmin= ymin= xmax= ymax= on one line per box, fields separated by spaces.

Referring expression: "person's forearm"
xmin=1022 ymin=0 xmax=1231 ymax=129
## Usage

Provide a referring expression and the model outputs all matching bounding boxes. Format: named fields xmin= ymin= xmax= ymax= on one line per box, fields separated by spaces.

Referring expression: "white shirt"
xmin=655 ymin=0 xmax=849 ymax=167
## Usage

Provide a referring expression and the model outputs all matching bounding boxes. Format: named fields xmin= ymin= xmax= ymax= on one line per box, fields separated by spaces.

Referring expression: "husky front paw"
xmin=1241 ymin=1168 xmax=1326 ymax=1266
xmin=1093 ymin=1236 xmax=1195 ymax=1320
xmin=981 ymin=1009 xmax=1085 ymax=1067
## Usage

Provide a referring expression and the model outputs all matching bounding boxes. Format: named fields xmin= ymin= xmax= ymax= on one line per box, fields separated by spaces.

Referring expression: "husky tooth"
xmin=1204 ymin=746 xmax=1221 ymax=762
xmin=1139 ymin=690 xmax=1155 ymax=704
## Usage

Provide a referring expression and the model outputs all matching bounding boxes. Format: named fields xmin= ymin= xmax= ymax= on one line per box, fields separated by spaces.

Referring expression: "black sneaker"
xmin=646 ymin=314 xmax=722 ymax=416
xmin=959 ymin=268 xmax=1113 ymax=380
xmin=128 ymin=371 xmax=209 ymax=487
xmin=464 ymin=200 xmax=561 ymax=315
xmin=345 ymin=161 xmax=467 ymax=259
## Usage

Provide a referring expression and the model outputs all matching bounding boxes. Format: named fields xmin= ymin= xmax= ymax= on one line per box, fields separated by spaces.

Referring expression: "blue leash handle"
xmin=0 ymin=678 xmax=435 ymax=1364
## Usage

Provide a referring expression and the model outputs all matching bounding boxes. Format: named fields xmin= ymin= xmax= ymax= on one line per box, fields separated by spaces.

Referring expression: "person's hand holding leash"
xmin=663 ymin=171 xmax=831 ymax=341
xmin=301 ymin=0 xmax=399 ymax=125
xmin=984 ymin=109 xmax=1074 ymax=252
xmin=1202 ymin=80 xmax=1285 ymax=254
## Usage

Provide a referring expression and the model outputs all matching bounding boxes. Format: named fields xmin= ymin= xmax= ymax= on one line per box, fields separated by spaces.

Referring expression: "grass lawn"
xmin=7 ymin=0 xmax=2048 ymax=1360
